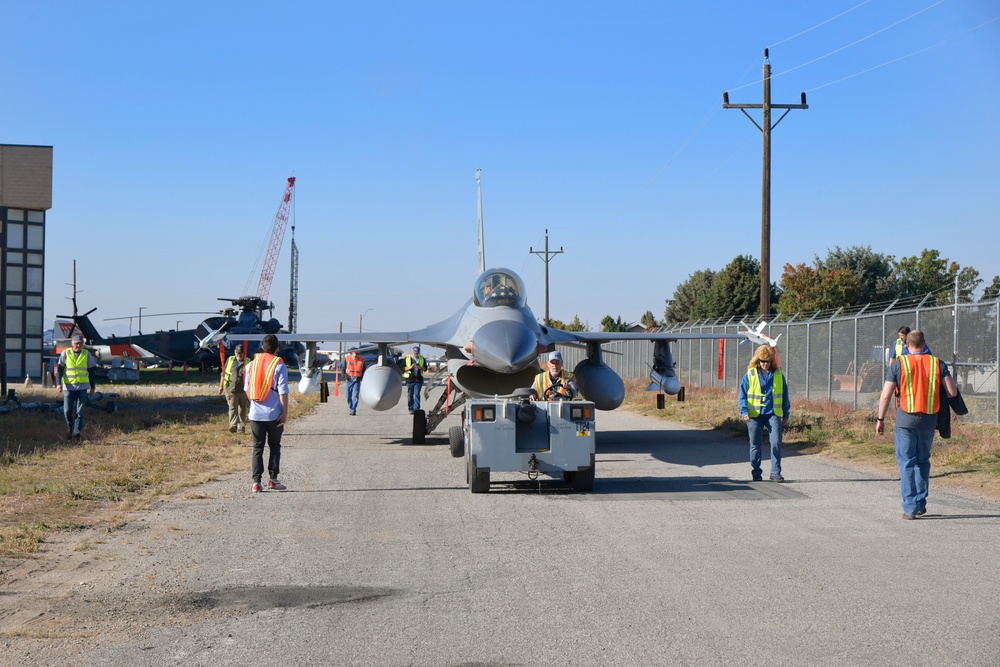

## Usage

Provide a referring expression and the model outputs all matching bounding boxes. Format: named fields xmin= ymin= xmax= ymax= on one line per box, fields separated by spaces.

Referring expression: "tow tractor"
xmin=448 ymin=388 xmax=597 ymax=493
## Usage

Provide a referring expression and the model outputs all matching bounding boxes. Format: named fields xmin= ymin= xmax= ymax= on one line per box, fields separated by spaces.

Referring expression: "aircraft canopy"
xmin=473 ymin=268 xmax=526 ymax=308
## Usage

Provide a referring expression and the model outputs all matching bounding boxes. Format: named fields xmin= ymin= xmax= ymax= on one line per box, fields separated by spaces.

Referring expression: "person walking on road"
xmin=245 ymin=334 xmax=289 ymax=493
xmin=403 ymin=345 xmax=428 ymax=413
xmin=738 ymin=344 xmax=790 ymax=482
xmin=876 ymin=329 xmax=957 ymax=519
xmin=344 ymin=348 xmax=364 ymax=415
xmin=219 ymin=343 xmax=249 ymax=433
xmin=56 ymin=334 xmax=97 ymax=441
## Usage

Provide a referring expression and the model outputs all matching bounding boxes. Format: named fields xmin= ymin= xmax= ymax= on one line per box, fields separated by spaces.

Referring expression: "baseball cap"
xmin=71 ymin=334 xmax=85 ymax=343
xmin=548 ymin=351 xmax=562 ymax=362
xmin=413 ymin=345 xmax=420 ymax=352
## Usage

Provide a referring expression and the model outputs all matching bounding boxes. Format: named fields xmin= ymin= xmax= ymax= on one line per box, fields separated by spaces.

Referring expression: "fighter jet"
xmin=228 ymin=175 xmax=753 ymax=442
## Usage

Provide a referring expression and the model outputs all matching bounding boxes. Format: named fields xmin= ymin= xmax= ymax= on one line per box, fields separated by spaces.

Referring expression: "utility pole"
xmin=530 ymin=229 xmax=563 ymax=326
xmin=723 ymin=49 xmax=808 ymax=318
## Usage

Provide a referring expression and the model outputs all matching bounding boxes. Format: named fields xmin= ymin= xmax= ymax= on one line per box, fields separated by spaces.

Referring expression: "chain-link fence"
xmin=559 ymin=299 xmax=999 ymax=424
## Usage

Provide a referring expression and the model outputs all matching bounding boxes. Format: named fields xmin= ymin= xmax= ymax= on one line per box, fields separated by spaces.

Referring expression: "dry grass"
xmin=0 ymin=380 xmax=319 ymax=558
xmin=621 ymin=380 xmax=1000 ymax=500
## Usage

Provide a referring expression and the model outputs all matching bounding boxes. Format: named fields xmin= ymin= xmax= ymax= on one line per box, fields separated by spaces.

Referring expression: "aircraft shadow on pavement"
xmin=598 ymin=428 xmax=758 ymax=468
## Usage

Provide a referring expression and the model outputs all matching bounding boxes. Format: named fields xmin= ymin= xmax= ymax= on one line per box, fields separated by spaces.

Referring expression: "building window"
xmin=27 ymin=224 xmax=43 ymax=249
xmin=5 ymin=352 xmax=22 ymax=378
xmin=7 ymin=223 xmax=23 ymax=249
xmin=27 ymin=210 xmax=43 ymax=223
xmin=5 ymin=266 xmax=23 ymax=291
xmin=26 ymin=267 xmax=42 ymax=292
xmin=6 ymin=308 xmax=22 ymax=335
xmin=26 ymin=309 xmax=42 ymax=335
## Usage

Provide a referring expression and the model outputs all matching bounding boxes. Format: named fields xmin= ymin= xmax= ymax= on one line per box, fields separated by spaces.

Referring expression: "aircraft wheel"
xmin=570 ymin=454 xmax=596 ymax=492
xmin=469 ymin=455 xmax=489 ymax=494
xmin=411 ymin=409 xmax=427 ymax=444
xmin=448 ymin=425 xmax=465 ymax=458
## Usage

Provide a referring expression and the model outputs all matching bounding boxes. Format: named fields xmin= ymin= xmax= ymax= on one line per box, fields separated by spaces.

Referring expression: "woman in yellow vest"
xmin=738 ymin=344 xmax=790 ymax=482
xmin=876 ymin=329 xmax=957 ymax=519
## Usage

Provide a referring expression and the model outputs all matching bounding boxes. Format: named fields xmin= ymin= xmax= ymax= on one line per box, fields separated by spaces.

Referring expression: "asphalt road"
xmin=4 ymin=385 xmax=1000 ymax=666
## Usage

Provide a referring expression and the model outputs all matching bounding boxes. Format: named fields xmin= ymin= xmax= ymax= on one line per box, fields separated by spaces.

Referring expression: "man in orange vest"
xmin=244 ymin=334 xmax=290 ymax=493
xmin=876 ymin=329 xmax=957 ymax=519
xmin=344 ymin=347 xmax=365 ymax=416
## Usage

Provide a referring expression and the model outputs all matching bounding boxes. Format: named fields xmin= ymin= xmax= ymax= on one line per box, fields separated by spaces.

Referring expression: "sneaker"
xmin=268 ymin=479 xmax=287 ymax=491
xmin=752 ymin=474 xmax=763 ymax=482
xmin=769 ymin=473 xmax=785 ymax=483
xmin=350 ymin=411 xmax=356 ymax=416
xmin=73 ymin=433 xmax=82 ymax=441
xmin=902 ymin=512 xmax=917 ymax=520
xmin=238 ymin=426 xmax=246 ymax=433
xmin=229 ymin=425 xmax=237 ymax=433
xmin=252 ymin=482 xmax=262 ymax=493
xmin=916 ymin=508 xmax=927 ymax=516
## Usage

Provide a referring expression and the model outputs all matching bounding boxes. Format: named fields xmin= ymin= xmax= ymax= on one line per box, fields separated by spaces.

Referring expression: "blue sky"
xmin=4 ymin=0 xmax=998 ymax=338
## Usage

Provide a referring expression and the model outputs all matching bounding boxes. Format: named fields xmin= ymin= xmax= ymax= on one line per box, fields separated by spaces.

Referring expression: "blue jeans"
xmin=407 ymin=382 xmax=423 ymax=411
xmin=746 ymin=413 xmax=782 ymax=477
xmin=895 ymin=425 xmax=935 ymax=515
xmin=63 ymin=389 xmax=88 ymax=435
xmin=346 ymin=378 xmax=361 ymax=413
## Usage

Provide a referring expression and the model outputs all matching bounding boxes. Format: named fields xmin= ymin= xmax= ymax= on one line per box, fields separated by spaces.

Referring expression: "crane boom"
xmin=256 ymin=176 xmax=296 ymax=301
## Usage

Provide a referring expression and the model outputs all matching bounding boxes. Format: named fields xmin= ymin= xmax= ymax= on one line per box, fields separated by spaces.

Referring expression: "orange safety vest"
xmin=897 ymin=354 xmax=941 ymax=415
xmin=346 ymin=354 xmax=365 ymax=377
xmin=533 ymin=370 xmax=575 ymax=400
xmin=247 ymin=352 xmax=282 ymax=402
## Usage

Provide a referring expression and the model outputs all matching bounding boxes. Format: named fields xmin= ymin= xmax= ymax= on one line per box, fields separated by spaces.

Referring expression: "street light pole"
xmin=138 ymin=306 xmax=147 ymax=335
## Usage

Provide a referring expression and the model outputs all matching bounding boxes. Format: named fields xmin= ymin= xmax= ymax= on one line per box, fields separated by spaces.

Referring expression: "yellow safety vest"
xmin=533 ymin=370 xmax=575 ymax=400
xmin=403 ymin=354 xmax=426 ymax=379
xmin=222 ymin=356 xmax=244 ymax=393
xmin=64 ymin=349 xmax=91 ymax=387
xmin=746 ymin=367 xmax=785 ymax=418
xmin=893 ymin=338 xmax=905 ymax=358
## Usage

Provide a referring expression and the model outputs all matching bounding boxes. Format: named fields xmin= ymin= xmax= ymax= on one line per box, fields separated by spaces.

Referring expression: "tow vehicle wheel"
xmin=569 ymin=454 xmax=596 ymax=492
xmin=469 ymin=455 xmax=490 ymax=493
xmin=412 ymin=409 xmax=426 ymax=444
xmin=448 ymin=425 xmax=464 ymax=458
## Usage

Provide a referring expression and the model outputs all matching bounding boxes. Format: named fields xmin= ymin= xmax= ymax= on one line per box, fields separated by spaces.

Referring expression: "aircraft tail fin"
xmin=70 ymin=309 xmax=104 ymax=343
xmin=476 ymin=168 xmax=485 ymax=274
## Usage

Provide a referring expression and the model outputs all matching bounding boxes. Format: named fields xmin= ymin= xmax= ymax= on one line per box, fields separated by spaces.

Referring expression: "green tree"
xmin=821 ymin=245 xmax=896 ymax=304
xmin=665 ymin=269 xmax=715 ymax=323
xmin=640 ymin=310 xmax=657 ymax=328
xmin=702 ymin=255 xmax=776 ymax=319
xmin=600 ymin=315 xmax=629 ymax=332
xmin=778 ymin=262 xmax=860 ymax=314
xmin=894 ymin=249 xmax=981 ymax=304
xmin=981 ymin=276 xmax=1000 ymax=302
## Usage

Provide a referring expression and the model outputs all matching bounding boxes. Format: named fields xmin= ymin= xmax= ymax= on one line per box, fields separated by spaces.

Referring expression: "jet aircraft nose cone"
xmin=471 ymin=320 xmax=539 ymax=373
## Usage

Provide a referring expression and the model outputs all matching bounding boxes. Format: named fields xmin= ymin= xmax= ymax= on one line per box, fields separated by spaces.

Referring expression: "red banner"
xmin=718 ymin=339 xmax=724 ymax=379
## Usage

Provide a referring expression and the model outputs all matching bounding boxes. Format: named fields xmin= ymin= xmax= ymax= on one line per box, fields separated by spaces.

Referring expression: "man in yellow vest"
xmin=403 ymin=345 xmax=428 ymax=413
xmin=244 ymin=334 xmax=290 ymax=493
xmin=529 ymin=351 xmax=578 ymax=401
xmin=877 ymin=329 xmax=957 ymax=519
xmin=56 ymin=334 xmax=97 ymax=441
xmin=218 ymin=343 xmax=249 ymax=433
xmin=738 ymin=344 xmax=790 ymax=482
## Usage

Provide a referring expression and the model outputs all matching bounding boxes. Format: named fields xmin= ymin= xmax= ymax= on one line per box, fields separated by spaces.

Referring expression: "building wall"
xmin=1 ymin=144 xmax=53 ymax=383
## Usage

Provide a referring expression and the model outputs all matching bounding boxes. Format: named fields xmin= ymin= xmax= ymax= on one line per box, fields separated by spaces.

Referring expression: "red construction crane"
xmin=256 ymin=176 xmax=296 ymax=302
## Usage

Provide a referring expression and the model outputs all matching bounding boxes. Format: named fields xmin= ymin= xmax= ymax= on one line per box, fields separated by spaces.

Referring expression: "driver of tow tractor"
xmin=528 ymin=350 xmax=580 ymax=401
